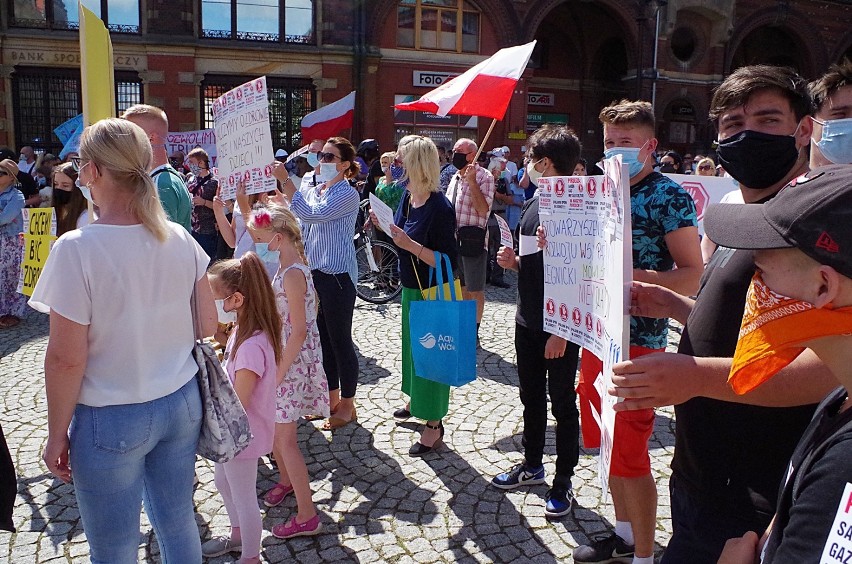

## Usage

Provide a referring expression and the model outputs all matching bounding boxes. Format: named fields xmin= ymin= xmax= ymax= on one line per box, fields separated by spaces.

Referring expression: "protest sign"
xmin=17 ymin=208 xmax=57 ymax=297
xmin=54 ymin=114 xmax=83 ymax=145
xmin=212 ymin=76 xmax=276 ymax=200
xmin=368 ymin=194 xmax=396 ymax=236
xmin=166 ymin=129 xmax=218 ymax=168
xmin=540 ymin=157 xmax=632 ymax=493
xmin=494 ymin=213 xmax=513 ymax=248
xmin=662 ymin=173 xmax=739 ymax=234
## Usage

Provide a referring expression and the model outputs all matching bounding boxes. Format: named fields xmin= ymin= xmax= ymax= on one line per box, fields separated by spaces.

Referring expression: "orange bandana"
xmin=729 ymin=273 xmax=852 ymax=394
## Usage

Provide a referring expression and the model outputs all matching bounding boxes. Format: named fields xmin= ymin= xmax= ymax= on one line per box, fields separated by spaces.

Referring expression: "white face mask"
xmin=526 ymin=159 xmax=544 ymax=184
xmin=316 ymin=162 xmax=339 ymax=183
xmin=215 ymin=299 xmax=237 ymax=324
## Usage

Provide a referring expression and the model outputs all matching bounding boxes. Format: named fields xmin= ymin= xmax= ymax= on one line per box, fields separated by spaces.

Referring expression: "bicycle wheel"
xmin=355 ymin=240 xmax=402 ymax=304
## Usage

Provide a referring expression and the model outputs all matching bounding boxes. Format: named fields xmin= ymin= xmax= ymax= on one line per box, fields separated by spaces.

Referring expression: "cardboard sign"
xmin=540 ymin=157 xmax=632 ymax=494
xmin=212 ymin=76 xmax=276 ymax=200
xmin=17 ymin=208 xmax=57 ymax=297
xmin=167 ymin=129 xmax=218 ymax=168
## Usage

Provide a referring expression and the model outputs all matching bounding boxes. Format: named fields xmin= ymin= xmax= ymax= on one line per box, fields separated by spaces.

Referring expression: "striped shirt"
xmin=290 ymin=179 xmax=360 ymax=285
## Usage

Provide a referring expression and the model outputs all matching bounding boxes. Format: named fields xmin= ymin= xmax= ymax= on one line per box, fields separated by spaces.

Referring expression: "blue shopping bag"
xmin=409 ymin=252 xmax=477 ymax=386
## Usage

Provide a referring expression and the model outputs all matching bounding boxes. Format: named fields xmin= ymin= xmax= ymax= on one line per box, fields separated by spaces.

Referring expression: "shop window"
xmin=12 ymin=68 xmax=143 ymax=154
xmin=201 ymin=76 xmax=315 ymax=151
xmin=393 ymin=94 xmax=478 ymax=147
xmin=10 ymin=0 xmax=140 ymax=33
xmin=396 ymin=0 xmax=480 ymax=53
xmin=201 ymin=0 xmax=314 ymax=43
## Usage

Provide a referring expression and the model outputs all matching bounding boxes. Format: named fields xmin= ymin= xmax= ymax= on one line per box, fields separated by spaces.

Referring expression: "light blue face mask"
xmin=813 ymin=117 xmax=852 ymax=165
xmin=306 ymin=152 xmax=320 ymax=168
xmin=75 ymin=178 xmax=94 ymax=204
xmin=603 ymin=143 xmax=649 ymax=178
xmin=254 ymin=242 xmax=280 ymax=264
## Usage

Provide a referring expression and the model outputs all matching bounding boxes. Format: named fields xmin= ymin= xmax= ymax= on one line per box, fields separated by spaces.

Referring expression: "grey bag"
xmin=191 ymin=286 xmax=252 ymax=463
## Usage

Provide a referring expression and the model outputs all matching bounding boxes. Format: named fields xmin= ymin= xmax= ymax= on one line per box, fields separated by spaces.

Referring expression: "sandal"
xmin=322 ymin=408 xmax=357 ymax=431
xmin=272 ymin=515 xmax=322 ymax=539
xmin=262 ymin=483 xmax=294 ymax=507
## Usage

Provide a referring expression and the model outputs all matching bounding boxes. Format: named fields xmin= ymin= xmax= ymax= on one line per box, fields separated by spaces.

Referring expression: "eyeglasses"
xmin=698 ymin=165 xmax=714 ymax=171
xmin=318 ymin=152 xmax=341 ymax=163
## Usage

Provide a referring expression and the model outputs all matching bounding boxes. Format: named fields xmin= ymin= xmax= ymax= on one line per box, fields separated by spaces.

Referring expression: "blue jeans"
xmin=69 ymin=378 xmax=203 ymax=564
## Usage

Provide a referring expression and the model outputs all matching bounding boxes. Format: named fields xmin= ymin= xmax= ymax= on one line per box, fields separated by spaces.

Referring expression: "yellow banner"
xmin=17 ymin=209 xmax=56 ymax=297
xmin=80 ymin=3 xmax=115 ymax=124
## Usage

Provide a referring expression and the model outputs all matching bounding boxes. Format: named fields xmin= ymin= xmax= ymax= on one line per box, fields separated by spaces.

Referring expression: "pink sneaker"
xmin=262 ymin=483 xmax=294 ymax=507
xmin=272 ymin=515 xmax=322 ymax=539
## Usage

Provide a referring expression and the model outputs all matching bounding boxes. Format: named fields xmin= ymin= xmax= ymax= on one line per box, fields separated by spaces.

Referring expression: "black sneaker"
xmin=544 ymin=486 xmax=574 ymax=517
xmin=573 ymin=532 xmax=635 ymax=563
xmin=491 ymin=463 xmax=546 ymax=490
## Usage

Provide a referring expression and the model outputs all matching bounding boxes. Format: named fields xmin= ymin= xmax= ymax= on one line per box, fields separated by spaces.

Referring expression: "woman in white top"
xmin=30 ymin=118 xmax=217 ymax=563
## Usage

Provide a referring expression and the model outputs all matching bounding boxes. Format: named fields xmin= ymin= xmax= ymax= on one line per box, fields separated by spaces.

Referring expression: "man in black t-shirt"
xmin=703 ymin=165 xmax=852 ymax=563
xmin=490 ymin=125 xmax=583 ymax=519
xmin=610 ymin=66 xmax=838 ymax=563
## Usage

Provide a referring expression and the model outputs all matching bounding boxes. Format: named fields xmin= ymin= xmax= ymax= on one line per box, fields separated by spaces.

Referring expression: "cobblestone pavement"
xmin=1 ymin=272 xmax=679 ymax=563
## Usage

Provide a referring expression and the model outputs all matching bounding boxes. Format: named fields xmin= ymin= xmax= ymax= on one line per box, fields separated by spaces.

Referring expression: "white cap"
xmin=501 ymin=145 xmax=510 ymax=154
xmin=275 ymin=149 xmax=288 ymax=158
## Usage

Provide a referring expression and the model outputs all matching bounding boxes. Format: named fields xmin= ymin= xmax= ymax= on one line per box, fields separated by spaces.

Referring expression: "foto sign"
xmin=413 ymin=70 xmax=459 ymax=88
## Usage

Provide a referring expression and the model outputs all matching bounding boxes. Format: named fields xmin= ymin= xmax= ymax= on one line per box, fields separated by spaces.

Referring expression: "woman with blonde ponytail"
xmin=29 ymin=118 xmax=217 ymax=562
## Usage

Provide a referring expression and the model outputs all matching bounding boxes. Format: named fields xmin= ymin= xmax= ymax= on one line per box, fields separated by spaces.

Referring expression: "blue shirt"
xmin=0 ymin=187 xmax=25 ymax=238
xmin=630 ymin=172 xmax=698 ymax=349
xmin=290 ymin=179 xmax=360 ymax=285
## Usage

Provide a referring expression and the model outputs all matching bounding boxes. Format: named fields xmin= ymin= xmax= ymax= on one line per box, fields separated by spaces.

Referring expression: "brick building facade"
xmin=2 ymin=0 xmax=851 ymax=161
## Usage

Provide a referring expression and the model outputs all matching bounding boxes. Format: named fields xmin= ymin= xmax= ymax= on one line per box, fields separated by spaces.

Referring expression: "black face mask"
xmin=716 ymin=129 xmax=800 ymax=189
xmin=452 ymin=152 xmax=469 ymax=170
xmin=52 ymin=189 xmax=72 ymax=205
xmin=659 ymin=164 xmax=676 ymax=174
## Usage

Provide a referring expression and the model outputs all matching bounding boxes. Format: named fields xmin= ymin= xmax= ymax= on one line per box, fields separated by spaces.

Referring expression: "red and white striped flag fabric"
xmin=394 ymin=41 xmax=536 ymax=120
xmin=301 ymin=91 xmax=356 ymax=142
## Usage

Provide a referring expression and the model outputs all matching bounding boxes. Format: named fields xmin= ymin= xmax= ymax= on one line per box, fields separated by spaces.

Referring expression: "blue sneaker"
xmin=491 ymin=463 xmax=546 ymax=490
xmin=545 ymin=485 xmax=575 ymax=517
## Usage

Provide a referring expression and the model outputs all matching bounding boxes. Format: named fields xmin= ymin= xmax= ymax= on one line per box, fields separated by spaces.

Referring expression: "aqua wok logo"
xmin=419 ymin=333 xmax=456 ymax=351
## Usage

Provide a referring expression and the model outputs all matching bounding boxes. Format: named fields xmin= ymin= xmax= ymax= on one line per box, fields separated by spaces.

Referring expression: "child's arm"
xmin=276 ymin=268 xmax=309 ymax=385
xmin=233 ymin=368 xmax=259 ymax=409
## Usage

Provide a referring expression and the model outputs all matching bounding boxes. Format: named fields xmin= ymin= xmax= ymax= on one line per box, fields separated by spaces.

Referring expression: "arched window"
xmin=397 ymin=0 xmax=480 ymax=53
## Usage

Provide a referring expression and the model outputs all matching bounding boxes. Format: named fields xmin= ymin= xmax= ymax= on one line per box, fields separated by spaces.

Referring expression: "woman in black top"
xmin=372 ymin=134 xmax=457 ymax=456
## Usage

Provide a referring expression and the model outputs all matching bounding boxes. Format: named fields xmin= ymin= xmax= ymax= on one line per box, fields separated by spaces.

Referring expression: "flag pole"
xmin=472 ymin=118 xmax=498 ymax=163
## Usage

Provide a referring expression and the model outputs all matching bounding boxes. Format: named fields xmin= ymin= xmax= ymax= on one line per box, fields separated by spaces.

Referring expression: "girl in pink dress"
xmin=248 ymin=204 xmax=330 ymax=539
xmin=203 ymin=253 xmax=284 ymax=563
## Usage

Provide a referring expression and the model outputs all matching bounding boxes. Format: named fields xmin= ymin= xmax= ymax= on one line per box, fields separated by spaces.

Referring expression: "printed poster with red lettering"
xmin=539 ymin=156 xmax=632 ymax=493
xmin=212 ymin=76 xmax=276 ymax=200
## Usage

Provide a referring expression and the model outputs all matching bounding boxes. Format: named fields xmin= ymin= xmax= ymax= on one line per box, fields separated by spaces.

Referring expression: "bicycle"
xmin=354 ymin=199 xmax=402 ymax=304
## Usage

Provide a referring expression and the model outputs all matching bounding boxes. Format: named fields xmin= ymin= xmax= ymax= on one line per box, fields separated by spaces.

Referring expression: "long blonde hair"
xmin=397 ymin=134 xmax=440 ymax=195
xmin=208 ymin=253 xmax=283 ymax=365
xmin=79 ymin=118 xmax=170 ymax=242
xmin=247 ymin=204 xmax=308 ymax=266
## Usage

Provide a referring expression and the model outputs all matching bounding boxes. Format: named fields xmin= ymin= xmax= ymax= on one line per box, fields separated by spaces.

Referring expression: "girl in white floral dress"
xmin=248 ymin=204 xmax=329 ymax=539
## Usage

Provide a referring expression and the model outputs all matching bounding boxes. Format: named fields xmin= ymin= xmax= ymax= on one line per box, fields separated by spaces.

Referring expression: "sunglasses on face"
xmin=318 ymin=152 xmax=341 ymax=163
xmin=698 ymin=165 xmax=714 ymax=171
xmin=71 ymin=156 xmax=83 ymax=171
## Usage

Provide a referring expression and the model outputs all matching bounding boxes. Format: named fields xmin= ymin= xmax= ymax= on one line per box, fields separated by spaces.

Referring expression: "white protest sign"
xmin=495 ymin=214 xmax=513 ymax=248
xmin=368 ymin=193 xmax=396 ymax=236
xmin=539 ymin=157 xmax=632 ymax=494
xmin=212 ymin=76 xmax=276 ymax=200
xmin=167 ymin=129 xmax=218 ymax=168
xmin=821 ymin=482 xmax=852 ymax=563
xmin=662 ymin=173 xmax=739 ymax=235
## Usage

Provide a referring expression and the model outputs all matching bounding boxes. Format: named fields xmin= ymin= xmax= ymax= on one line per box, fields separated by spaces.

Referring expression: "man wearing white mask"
xmin=809 ymin=60 xmax=852 ymax=167
xmin=572 ymin=99 xmax=703 ymax=564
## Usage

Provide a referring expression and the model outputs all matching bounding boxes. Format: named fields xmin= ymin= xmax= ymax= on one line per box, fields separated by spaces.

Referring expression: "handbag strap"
xmin=190 ymin=254 xmax=202 ymax=343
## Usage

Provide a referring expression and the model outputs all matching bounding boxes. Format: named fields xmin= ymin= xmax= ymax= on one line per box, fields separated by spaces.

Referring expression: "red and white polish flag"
xmin=394 ymin=41 xmax=536 ymax=120
xmin=301 ymin=90 xmax=356 ymax=142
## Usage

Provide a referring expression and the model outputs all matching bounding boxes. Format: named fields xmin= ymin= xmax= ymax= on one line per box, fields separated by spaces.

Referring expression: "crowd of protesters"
xmin=0 ymin=56 xmax=848 ymax=563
